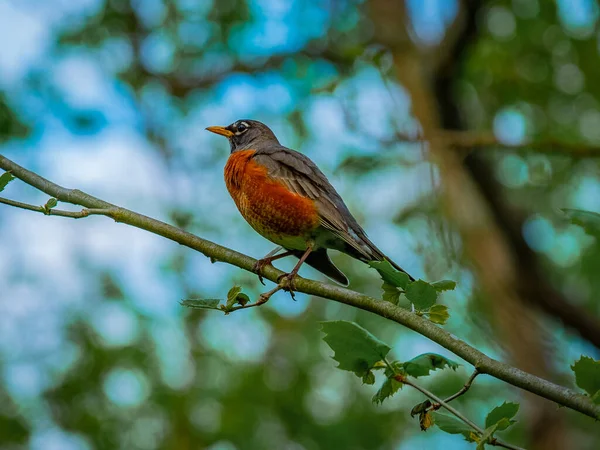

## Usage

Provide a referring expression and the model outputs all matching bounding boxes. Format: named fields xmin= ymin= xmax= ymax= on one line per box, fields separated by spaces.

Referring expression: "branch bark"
xmin=390 ymin=130 xmax=600 ymax=158
xmin=0 ymin=154 xmax=598 ymax=420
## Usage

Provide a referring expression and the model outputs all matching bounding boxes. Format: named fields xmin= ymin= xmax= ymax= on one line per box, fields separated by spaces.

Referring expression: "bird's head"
xmin=206 ymin=119 xmax=279 ymax=152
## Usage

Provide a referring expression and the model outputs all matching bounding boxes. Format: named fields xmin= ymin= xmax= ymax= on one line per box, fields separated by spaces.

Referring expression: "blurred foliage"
xmin=1 ymin=0 xmax=600 ymax=449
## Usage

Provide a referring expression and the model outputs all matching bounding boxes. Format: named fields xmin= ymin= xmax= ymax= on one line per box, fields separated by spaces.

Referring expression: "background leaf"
xmin=321 ymin=321 xmax=391 ymax=377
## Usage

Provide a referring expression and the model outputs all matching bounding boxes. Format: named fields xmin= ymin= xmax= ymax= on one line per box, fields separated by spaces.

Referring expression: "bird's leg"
xmin=253 ymin=246 xmax=294 ymax=285
xmin=277 ymin=243 xmax=314 ymax=300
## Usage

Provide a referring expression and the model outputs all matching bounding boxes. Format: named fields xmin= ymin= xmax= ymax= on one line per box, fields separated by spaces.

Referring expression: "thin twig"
xmin=381 ymin=359 xmax=520 ymax=449
xmin=0 ymin=196 xmax=117 ymax=219
xmin=401 ymin=377 xmax=524 ymax=450
xmin=0 ymin=154 xmax=599 ymax=420
xmin=436 ymin=369 xmax=480 ymax=407
xmin=401 ymin=376 xmax=483 ymax=433
xmin=226 ymin=274 xmax=298 ymax=312
xmin=225 ymin=284 xmax=285 ymax=313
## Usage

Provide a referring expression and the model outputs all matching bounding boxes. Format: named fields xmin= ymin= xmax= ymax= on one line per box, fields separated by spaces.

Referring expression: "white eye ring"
xmin=235 ymin=122 xmax=249 ymax=135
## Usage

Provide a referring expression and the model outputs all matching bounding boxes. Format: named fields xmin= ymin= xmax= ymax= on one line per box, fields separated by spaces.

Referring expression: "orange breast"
xmin=224 ymin=150 xmax=320 ymax=243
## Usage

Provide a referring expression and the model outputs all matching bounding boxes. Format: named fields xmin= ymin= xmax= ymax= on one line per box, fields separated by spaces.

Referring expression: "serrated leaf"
xmin=369 ymin=260 xmax=410 ymax=289
xmin=372 ymin=377 xmax=402 ymax=404
xmin=428 ymin=304 xmax=450 ymax=325
xmin=0 ymin=171 xmax=14 ymax=192
xmin=432 ymin=280 xmax=457 ymax=292
xmin=485 ymin=402 xmax=519 ymax=431
xmin=403 ymin=353 xmax=460 ymax=378
xmin=321 ymin=321 xmax=391 ymax=377
xmin=405 ymin=279 xmax=438 ymax=310
xmin=571 ymin=356 xmax=600 ymax=397
xmin=433 ymin=412 xmax=473 ymax=440
xmin=381 ymin=282 xmax=401 ymax=304
xmin=180 ymin=298 xmax=221 ymax=310
xmin=563 ymin=208 xmax=600 ymax=238
xmin=362 ymin=371 xmax=375 ymax=385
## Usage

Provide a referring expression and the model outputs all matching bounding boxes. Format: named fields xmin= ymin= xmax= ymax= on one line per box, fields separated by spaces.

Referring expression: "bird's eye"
xmin=236 ymin=123 xmax=248 ymax=133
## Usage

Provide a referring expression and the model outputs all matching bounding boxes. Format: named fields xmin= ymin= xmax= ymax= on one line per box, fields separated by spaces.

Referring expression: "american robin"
xmin=206 ymin=119 xmax=413 ymax=288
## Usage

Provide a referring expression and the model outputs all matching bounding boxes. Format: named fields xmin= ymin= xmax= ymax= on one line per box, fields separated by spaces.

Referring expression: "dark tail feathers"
xmin=292 ymin=248 xmax=349 ymax=286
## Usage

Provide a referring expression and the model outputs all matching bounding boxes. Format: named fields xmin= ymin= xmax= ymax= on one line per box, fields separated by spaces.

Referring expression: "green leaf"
xmin=476 ymin=424 xmax=499 ymax=450
xmin=369 ymin=260 xmax=410 ymax=289
xmin=563 ymin=208 xmax=600 ymax=238
xmin=45 ymin=198 xmax=58 ymax=209
xmin=223 ymin=286 xmax=251 ymax=311
xmin=362 ymin=370 xmax=375 ymax=385
xmin=0 ymin=171 xmax=14 ymax=192
xmin=432 ymin=280 xmax=457 ymax=292
xmin=403 ymin=353 xmax=460 ymax=378
xmin=410 ymin=400 xmax=432 ymax=417
xmin=571 ymin=356 xmax=600 ymax=397
xmin=321 ymin=321 xmax=391 ymax=378
xmin=485 ymin=402 xmax=519 ymax=431
xmin=381 ymin=282 xmax=401 ymax=305
xmin=180 ymin=298 xmax=221 ymax=310
xmin=42 ymin=197 xmax=58 ymax=214
xmin=405 ymin=279 xmax=438 ymax=310
xmin=428 ymin=304 xmax=450 ymax=325
xmin=433 ymin=412 xmax=474 ymax=441
xmin=236 ymin=293 xmax=250 ymax=306
xmin=226 ymin=286 xmax=242 ymax=303
xmin=372 ymin=377 xmax=402 ymax=404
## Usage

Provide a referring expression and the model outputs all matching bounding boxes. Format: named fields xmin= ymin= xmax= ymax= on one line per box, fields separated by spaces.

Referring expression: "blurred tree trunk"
xmin=367 ymin=0 xmax=567 ymax=448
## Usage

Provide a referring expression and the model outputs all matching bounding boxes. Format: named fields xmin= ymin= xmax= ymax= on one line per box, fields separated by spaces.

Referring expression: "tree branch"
xmin=391 ymin=130 xmax=600 ymax=158
xmin=0 ymin=154 xmax=599 ymax=420
xmin=0 ymin=196 xmax=114 ymax=219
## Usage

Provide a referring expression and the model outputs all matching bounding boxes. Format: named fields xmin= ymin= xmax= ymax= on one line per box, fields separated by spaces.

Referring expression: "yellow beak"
xmin=206 ymin=126 xmax=234 ymax=138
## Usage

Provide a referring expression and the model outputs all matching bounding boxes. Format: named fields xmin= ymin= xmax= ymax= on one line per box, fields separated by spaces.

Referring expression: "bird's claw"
xmin=277 ymin=273 xmax=297 ymax=301
xmin=252 ymin=258 xmax=272 ymax=286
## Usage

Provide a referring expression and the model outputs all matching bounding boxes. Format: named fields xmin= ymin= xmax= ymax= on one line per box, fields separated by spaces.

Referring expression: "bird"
xmin=206 ymin=119 xmax=413 ymax=289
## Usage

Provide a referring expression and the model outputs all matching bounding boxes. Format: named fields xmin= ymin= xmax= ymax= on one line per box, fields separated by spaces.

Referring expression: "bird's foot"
xmin=252 ymin=274 xmax=296 ymax=308
xmin=253 ymin=258 xmax=274 ymax=285
xmin=277 ymin=272 xmax=298 ymax=301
